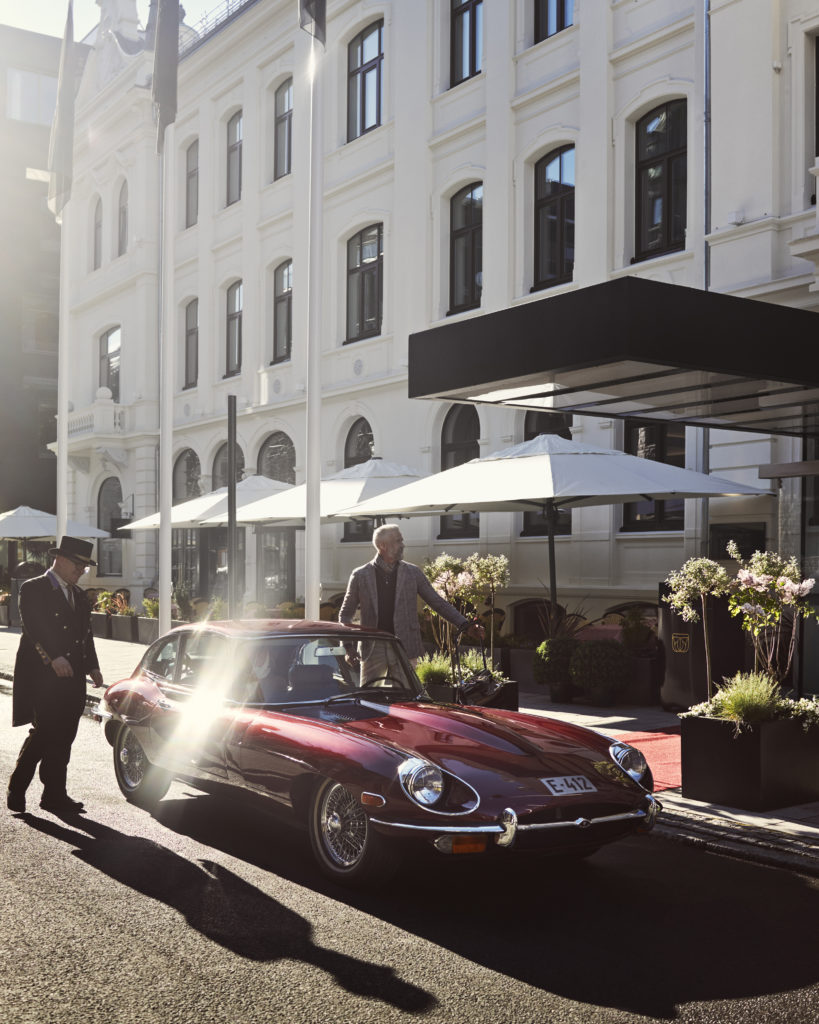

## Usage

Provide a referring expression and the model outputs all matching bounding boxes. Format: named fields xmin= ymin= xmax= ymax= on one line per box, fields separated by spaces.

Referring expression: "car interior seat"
xmin=288 ymin=663 xmax=336 ymax=701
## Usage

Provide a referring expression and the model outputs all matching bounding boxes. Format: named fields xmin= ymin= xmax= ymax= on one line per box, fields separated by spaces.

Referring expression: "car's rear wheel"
xmin=113 ymin=724 xmax=171 ymax=808
xmin=308 ymin=778 xmax=395 ymax=886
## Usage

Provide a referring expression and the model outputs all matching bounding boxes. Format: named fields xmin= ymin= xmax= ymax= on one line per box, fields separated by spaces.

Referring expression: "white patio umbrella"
xmin=0 ymin=505 xmax=110 ymax=540
xmin=199 ymin=458 xmax=425 ymax=526
xmin=332 ymin=434 xmax=770 ymax=607
xmin=125 ymin=475 xmax=292 ymax=531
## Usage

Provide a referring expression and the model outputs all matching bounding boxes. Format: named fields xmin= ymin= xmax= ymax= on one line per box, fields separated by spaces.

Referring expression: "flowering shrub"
xmin=423 ymin=552 xmax=510 ymax=659
xmin=725 ymin=540 xmax=817 ymax=684
xmin=664 ymin=558 xmax=730 ymax=699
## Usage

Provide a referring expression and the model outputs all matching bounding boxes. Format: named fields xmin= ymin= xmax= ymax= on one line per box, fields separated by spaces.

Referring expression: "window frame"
xmin=117 ymin=181 xmax=128 ymax=257
xmin=520 ymin=411 xmax=573 ymax=537
xmin=272 ymin=260 xmax=293 ymax=364
xmin=342 ymin=418 xmax=375 ymax=542
xmin=257 ymin=431 xmax=296 ymax=484
xmin=212 ymin=441 xmax=245 ymax=491
xmin=226 ymin=110 xmax=243 ymax=207
xmin=184 ymin=298 xmax=198 ymax=389
xmin=345 ymin=223 xmax=383 ymax=343
xmin=533 ymin=145 xmax=575 ymax=291
xmin=534 ymin=0 xmax=574 ymax=44
xmin=99 ymin=326 xmax=121 ymax=403
xmin=451 ymin=0 xmax=483 ymax=88
xmin=97 ymin=476 xmax=124 ymax=577
xmin=347 ymin=20 xmax=383 ymax=143
xmin=225 ymin=280 xmax=243 ymax=378
xmin=274 ymin=79 xmax=293 ymax=180
xmin=634 ymin=99 xmax=687 ymax=262
xmin=185 ymin=139 xmax=199 ymax=228
xmin=439 ymin=404 xmax=480 ymax=539
xmin=449 ymin=182 xmax=483 ymax=314
xmin=621 ymin=419 xmax=686 ymax=532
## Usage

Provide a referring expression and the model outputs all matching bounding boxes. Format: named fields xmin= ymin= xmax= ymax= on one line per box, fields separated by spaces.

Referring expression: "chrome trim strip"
xmin=517 ymin=808 xmax=647 ymax=832
xmin=370 ymin=819 xmax=505 ymax=834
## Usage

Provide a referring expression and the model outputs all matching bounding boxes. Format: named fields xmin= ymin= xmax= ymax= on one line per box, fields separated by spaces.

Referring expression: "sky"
xmin=0 ymin=1 xmax=219 ymax=42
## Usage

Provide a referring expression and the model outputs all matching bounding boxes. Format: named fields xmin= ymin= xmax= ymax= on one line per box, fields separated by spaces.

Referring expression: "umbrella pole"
xmin=546 ymin=501 xmax=558 ymax=611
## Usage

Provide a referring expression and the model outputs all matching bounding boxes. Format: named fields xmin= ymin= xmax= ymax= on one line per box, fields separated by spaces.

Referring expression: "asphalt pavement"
xmin=2 ymin=623 xmax=818 ymax=878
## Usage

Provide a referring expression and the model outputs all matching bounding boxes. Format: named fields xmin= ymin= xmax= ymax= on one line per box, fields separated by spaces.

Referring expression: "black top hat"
xmin=49 ymin=536 xmax=97 ymax=567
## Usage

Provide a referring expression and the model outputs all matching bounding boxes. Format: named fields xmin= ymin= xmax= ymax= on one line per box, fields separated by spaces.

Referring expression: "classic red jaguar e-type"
xmin=97 ymin=620 xmax=660 ymax=885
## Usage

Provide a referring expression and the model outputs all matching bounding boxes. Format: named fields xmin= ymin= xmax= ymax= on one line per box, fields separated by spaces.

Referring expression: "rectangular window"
xmin=635 ymin=100 xmax=687 ymax=261
xmin=451 ymin=0 xmax=483 ymax=87
xmin=186 ymin=140 xmax=199 ymax=227
xmin=99 ymin=327 xmax=121 ymax=403
xmin=227 ymin=111 xmax=243 ymax=206
xmin=622 ymin=420 xmax=686 ymax=531
xmin=534 ymin=0 xmax=574 ymax=44
xmin=225 ymin=282 xmax=242 ymax=376
xmin=6 ymin=68 xmax=57 ymax=125
xmin=346 ymin=224 xmax=383 ymax=342
xmin=273 ymin=261 xmax=293 ymax=363
xmin=184 ymin=299 xmax=198 ymax=388
xmin=274 ymin=80 xmax=293 ymax=180
xmin=348 ymin=22 xmax=383 ymax=142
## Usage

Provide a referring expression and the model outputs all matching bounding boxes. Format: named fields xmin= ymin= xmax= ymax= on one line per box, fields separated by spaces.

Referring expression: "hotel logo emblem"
xmin=671 ymin=633 xmax=690 ymax=654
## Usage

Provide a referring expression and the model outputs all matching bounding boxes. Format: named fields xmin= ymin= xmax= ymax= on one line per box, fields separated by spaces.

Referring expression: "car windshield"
xmin=243 ymin=634 xmax=424 ymax=706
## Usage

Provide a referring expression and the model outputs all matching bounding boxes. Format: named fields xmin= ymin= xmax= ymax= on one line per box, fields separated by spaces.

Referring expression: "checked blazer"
xmin=338 ymin=558 xmax=468 ymax=659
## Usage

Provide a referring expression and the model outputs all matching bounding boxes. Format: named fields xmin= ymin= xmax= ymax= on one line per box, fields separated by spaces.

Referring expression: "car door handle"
xmin=156 ymin=698 xmax=172 ymax=710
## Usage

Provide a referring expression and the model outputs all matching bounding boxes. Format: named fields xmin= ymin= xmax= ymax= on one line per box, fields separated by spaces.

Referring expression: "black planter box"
xmin=110 ymin=615 xmax=138 ymax=642
xmin=424 ymin=680 xmax=519 ymax=711
xmin=90 ymin=612 xmax=111 ymax=639
xmin=681 ymin=715 xmax=819 ymax=810
xmin=137 ymin=617 xmax=159 ymax=644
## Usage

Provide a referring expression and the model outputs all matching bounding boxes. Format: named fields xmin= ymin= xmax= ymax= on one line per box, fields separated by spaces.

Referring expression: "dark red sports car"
xmin=97 ymin=620 xmax=660 ymax=885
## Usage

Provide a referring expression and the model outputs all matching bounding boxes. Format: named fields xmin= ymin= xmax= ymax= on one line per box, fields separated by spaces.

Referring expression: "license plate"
xmin=541 ymin=775 xmax=597 ymax=796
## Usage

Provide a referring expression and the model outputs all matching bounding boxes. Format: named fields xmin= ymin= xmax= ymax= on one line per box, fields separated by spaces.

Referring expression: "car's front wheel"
xmin=308 ymin=778 xmax=395 ymax=886
xmin=113 ymin=724 xmax=171 ymax=809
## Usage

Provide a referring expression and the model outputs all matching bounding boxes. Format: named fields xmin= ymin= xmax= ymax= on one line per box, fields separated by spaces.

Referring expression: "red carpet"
xmin=617 ymin=729 xmax=681 ymax=792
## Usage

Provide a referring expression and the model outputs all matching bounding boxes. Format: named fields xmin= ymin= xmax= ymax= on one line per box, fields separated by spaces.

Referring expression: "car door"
xmin=147 ymin=629 xmax=235 ymax=780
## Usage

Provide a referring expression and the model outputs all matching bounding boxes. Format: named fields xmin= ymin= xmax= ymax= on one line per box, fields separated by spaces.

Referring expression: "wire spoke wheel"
xmin=117 ymin=728 xmax=147 ymax=791
xmin=308 ymin=778 xmax=395 ymax=885
xmin=113 ymin=725 xmax=170 ymax=807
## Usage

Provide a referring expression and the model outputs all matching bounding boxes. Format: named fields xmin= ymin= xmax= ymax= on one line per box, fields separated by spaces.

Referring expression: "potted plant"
xmin=415 ymin=651 xmax=454 ymax=703
xmin=680 ymin=672 xmax=819 ymax=809
xmin=569 ymin=638 xmax=631 ymax=706
xmin=415 ymin=648 xmax=517 ymax=709
xmin=110 ymin=592 xmax=139 ymax=641
xmin=138 ymin=597 xmax=160 ymax=645
xmin=91 ymin=590 xmax=114 ymax=638
xmin=534 ymin=636 xmax=579 ymax=702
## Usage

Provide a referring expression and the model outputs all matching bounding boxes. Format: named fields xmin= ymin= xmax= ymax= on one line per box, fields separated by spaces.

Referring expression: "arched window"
xmin=212 ymin=441 xmax=245 ymax=490
xmin=450 ymin=182 xmax=482 ymax=313
xmin=273 ymin=260 xmax=293 ymax=364
xmin=226 ymin=109 xmax=243 ymax=206
xmin=185 ymin=139 xmax=199 ymax=227
xmin=97 ymin=477 xmax=123 ymax=576
xmin=257 ymin=431 xmax=296 ymax=484
xmin=346 ymin=224 xmax=383 ymax=342
xmin=117 ymin=180 xmax=128 ymax=256
xmin=99 ymin=326 xmax=121 ymax=403
xmin=534 ymin=146 xmax=574 ymax=290
xmin=440 ymin=405 xmax=479 ymax=538
xmin=92 ymin=197 xmax=102 ymax=270
xmin=521 ymin=410 xmax=572 ymax=537
xmin=343 ymin=417 xmax=374 ymax=541
xmin=173 ymin=448 xmax=202 ymax=501
xmin=184 ymin=299 xmax=198 ymax=389
xmin=225 ymin=280 xmax=242 ymax=377
xmin=274 ymin=79 xmax=293 ymax=179
xmin=635 ymin=99 xmax=687 ymax=261
xmin=451 ymin=0 xmax=482 ymax=87
xmin=348 ymin=21 xmax=383 ymax=142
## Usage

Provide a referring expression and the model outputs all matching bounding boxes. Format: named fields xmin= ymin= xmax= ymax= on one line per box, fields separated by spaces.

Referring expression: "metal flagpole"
xmin=227 ymin=395 xmax=238 ymax=617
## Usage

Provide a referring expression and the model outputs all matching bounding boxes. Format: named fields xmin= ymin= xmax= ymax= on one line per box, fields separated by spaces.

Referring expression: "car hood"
xmin=337 ymin=701 xmax=635 ymax=804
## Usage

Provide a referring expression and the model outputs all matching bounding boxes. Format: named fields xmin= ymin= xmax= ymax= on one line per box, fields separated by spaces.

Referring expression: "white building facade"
xmin=59 ymin=0 xmax=819 ymax=656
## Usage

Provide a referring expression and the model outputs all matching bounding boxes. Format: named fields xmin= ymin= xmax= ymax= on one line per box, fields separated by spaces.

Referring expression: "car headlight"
xmin=609 ymin=741 xmax=650 ymax=788
xmin=398 ymin=758 xmax=445 ymax=806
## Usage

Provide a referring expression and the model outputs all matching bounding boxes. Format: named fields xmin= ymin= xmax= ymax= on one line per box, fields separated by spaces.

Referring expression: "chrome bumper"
xmin=371 ymin=794 xmax=662 ymax=845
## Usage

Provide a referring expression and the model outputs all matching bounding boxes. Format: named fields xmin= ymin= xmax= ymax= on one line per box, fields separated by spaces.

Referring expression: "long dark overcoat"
xmin=12 ymin=572 xmax=100 ymax=727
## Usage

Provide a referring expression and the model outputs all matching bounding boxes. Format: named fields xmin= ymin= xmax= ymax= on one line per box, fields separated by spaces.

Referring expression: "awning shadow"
xmin=22 ymin=811 xmax=435 ymax=1015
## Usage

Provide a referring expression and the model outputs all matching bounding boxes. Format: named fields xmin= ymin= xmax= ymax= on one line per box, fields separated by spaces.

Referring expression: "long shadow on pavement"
xmin=151 ymin=789 xmax=819 ymax=1020
xmin=22 ymin=810 xmax=436 ymax=1015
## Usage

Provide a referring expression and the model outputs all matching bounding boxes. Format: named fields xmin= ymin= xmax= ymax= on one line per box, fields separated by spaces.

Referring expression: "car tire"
xmin=113 ymin=724 xmax=171 ymax=809
xmin=308 ymin=778 xmax=396 ymax=886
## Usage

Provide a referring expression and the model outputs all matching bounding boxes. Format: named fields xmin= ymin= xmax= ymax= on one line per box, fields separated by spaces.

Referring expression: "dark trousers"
xmin=9 ymin=675 xmax=86 ymax=799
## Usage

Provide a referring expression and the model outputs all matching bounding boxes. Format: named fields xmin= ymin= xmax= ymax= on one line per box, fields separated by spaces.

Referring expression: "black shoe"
xmin=40 ymin=795 xmax=85 ymax=815
xmin=7 ymin=790 xmax=26 ymax=813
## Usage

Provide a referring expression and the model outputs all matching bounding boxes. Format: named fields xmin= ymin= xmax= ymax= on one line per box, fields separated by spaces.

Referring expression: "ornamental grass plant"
xmin=681 ymin=671 xmax=819 ymax=735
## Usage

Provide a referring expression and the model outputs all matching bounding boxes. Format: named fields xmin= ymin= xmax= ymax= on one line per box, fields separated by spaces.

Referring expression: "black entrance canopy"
xmin=408 ymin=277 xmax=819 ymax=439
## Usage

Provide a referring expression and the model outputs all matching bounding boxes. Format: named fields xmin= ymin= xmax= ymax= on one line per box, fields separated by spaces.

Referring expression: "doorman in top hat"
xmin=7 ymin=536 xmax=104 ymax=815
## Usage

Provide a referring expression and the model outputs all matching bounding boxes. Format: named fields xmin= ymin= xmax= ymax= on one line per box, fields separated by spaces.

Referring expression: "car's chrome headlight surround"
xmin=609 ymin=741 xmax=651 ymax=790
xmin=398 ymin=758 xmax=445 ymax=807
